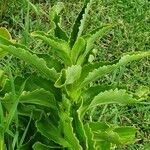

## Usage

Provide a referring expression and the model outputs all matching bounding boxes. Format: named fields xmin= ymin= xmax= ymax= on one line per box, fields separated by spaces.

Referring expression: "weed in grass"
xmin=0 ymin=0 xmax=150 ymax=150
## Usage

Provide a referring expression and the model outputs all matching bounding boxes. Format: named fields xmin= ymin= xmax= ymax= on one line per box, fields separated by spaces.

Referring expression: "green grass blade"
xmin=18 ymin=112 xmax=33 ymax=149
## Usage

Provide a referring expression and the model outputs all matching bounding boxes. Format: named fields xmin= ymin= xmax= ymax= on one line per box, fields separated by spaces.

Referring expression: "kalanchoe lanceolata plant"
xmin=0 ymin=0 xmax=150 ymax=150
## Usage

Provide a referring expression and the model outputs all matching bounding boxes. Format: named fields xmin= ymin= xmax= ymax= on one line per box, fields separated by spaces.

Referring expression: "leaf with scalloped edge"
xmin=113 ymin=126 xmax=137 ymax=144
xmin=79 ymin=89 xmax=138 ymax=117
xmin=36 ymin=53 xmax=62 ymax=72
xmin=89 ymin=89 xmax=137 ymax=108
xmin=79 ymin=85 xmax=113 ymax=118
xmin=1 ymin=89 xmax=57 ymax=111
xmin=88 ymin=122 xmax=137 ymax=148
xmin=49 ymin=2 xmax=68 ymax=41
xmin=0 ymin=45 xmax=58 ymax=82
xmin=72 ymin=107 xmax=88 ymax=149
xmin=31 ymin=31 xmax=71 ymax=65
xmin=80 ymin=64 xmax=116 ymax=88
xmin=36 ymin=117 xmax=70 ymax=148
xmin=55 ymin=65 xmax=82 ymax=88
xmin=69 ymin=0 xmax=92 ymax=47
xmin=0 ymin=28 xmax=30 ymax=58
xmin=19 ymin=89 xmax=56 ymax=109
xmin=80 ymin=51 xmax=150 ymax=88
xmin=76 ymin=25 xmax=112 ymax=65
xmin=84 ymin=123 xmax=96 ymax=150
xmin=57 ymin=95 xmax=82 ymax=149
xmin=71 ymin=37 xmax=86 ymax=64
xmin=77 ymin=0 xmax=93 ymax=37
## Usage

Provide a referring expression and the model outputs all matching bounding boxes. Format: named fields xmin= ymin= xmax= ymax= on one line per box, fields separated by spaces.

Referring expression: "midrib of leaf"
xmin=0 ymin=45 xmax=58 ymax=82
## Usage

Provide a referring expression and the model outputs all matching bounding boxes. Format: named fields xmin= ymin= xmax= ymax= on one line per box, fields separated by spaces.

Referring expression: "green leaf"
xmin=117 ymin=51 xmax=150 ymax=66
xmin=89 ymin=122 xmax=110 ymax=132
xmin=79 ymin=61 xmax=112 ymax=85
xmin=77 ymin=0 xmax=93 ymax=37
xmin=86 ymin=122 xmax=111 ymax=150
xmin=57 ymin=95 xmax=82 ymax=149
xmin=0 ymin=27 xmax=12 ymax=40
xmin=31 ymin=31 xmax=71 ymax=65
xmin=88 ymin=122 xmax=136 ymax=148
xmin=79 ymin=89 xmax=138 ymax=118
xmin=36 ymin=117 xmax=70 ymax=148
xmin=0 ymin=45 xmax=58 ymax=82
xmin=36 ymin=53 xmax=62 ymax=72
xmin=32 ymin=142 xmax=62 ymax=150
xmin=84 ymin=124 xmax=96 ymax=150
xmin=93 ymin=128 xmax=136 ymax=145
xmin=85 ymin=25 xmax=112 ymax=55
xmin=59 ymin=111 xmax=82 ymax=150
xmin=0 ymin=70 xmax=7 ymax=91
xmin=72 ymin=108 xmax=88 ymax=149
xmin=0 ymin=35 xmax=13 ymax=58
xmin=71 ymin=37 xmax=86 ymax=64
xmin=0 ymin=29 xmax=30 ymax=58
xmin=89 ymin=89 xmax=137 ymax=108
xmin=54 ymin=23 xmax=69 ymax=41
xmin=55 ymin=65 xmax=82 ymax=88
xmin=17 ymin=104 xmax=43 ymax=120
xmin=96 ymin=141 xmax=111 ymax=150
xmin=79 ymin=85 xmax=113 ymax=118
xmin=80 ymin=51 xmax=150 ymax=88
xmin=49 ymin=2 xmax=68 ymax=41
xmin=49 ymin=2 xmax=64 ymax=19
xmin=19 ymin=89 xmax=56 ymax=109
xmin=2 ymin=89 xmax=56 ymax=110
xmin=77 ymin=25 xmax=112 ymax=64
xmin=69 ymin=0 xmax=92 ymax=47
xmin=113 ymin=127 xmax=137 ymax=144
xmin=80 ymin=64 xmax=116 ymax=88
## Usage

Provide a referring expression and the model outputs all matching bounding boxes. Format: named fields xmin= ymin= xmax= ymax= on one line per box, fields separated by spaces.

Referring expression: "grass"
xmin=0 ymin=0 xmax=150 ymax=149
